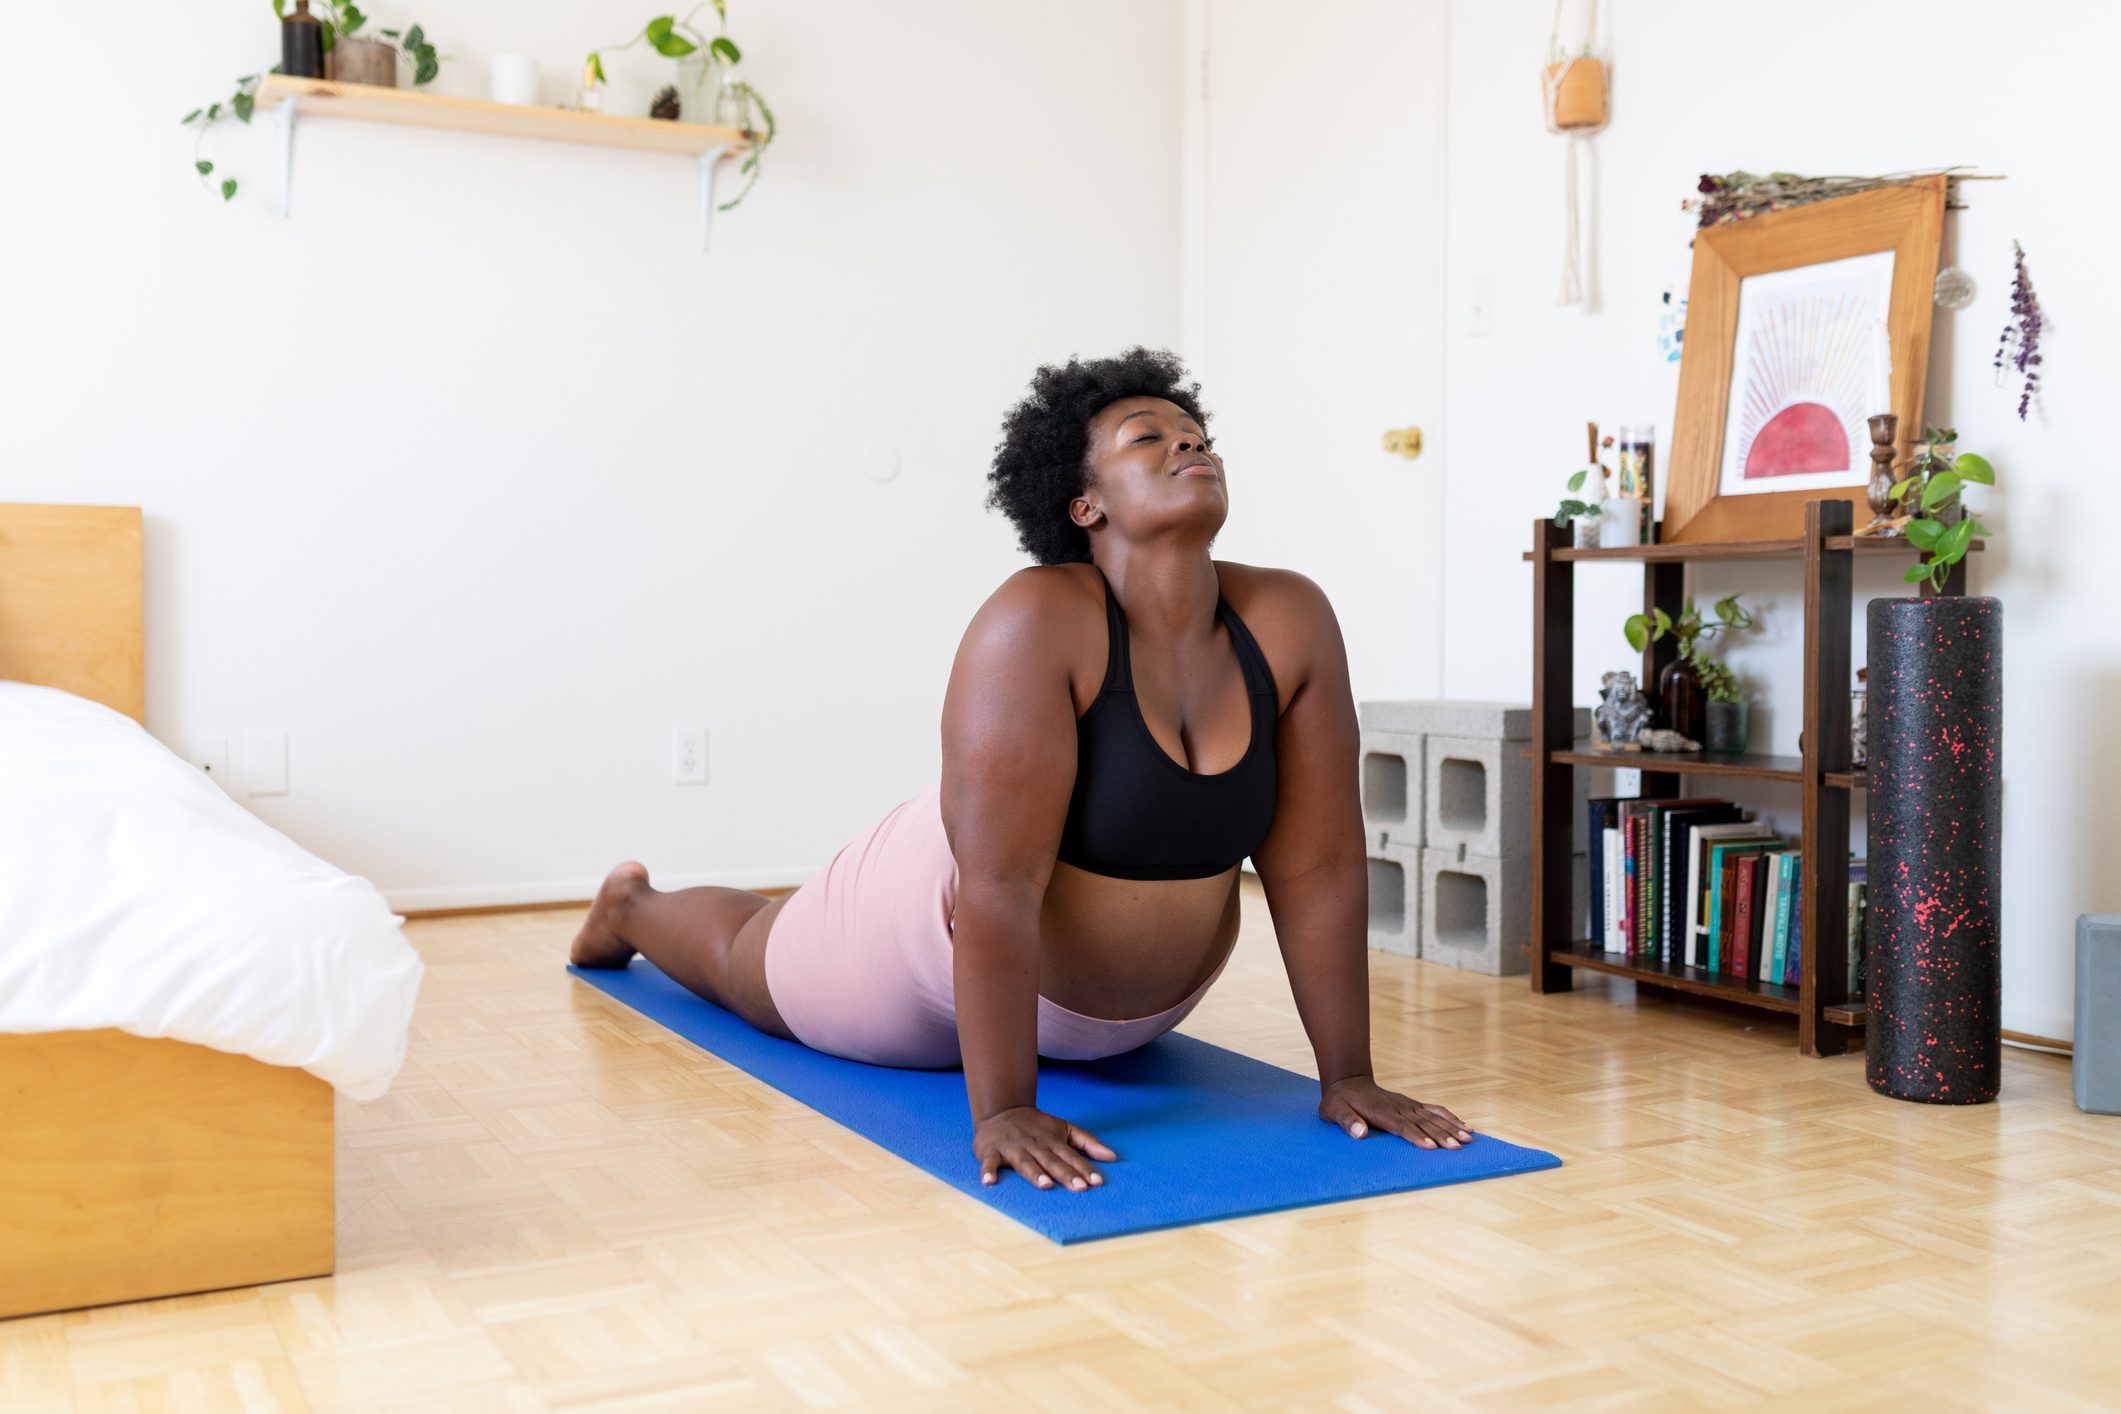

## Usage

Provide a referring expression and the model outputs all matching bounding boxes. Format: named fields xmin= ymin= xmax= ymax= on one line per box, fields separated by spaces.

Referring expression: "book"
xmin=1604 ymin=827 xmax=1624 ymax=953
xmin=1770 ymin=849 xmax=1798 ymax=985
xmin=1616 ymin=798 xmax=1722 ymax=961
xmin=1787 ymin=868 xmax=1803 ymax=986
xmin=1760 ymin=851 xmax=1784 ymax=983
xmin=1848 ymin=859 xmax=1869 ymax=996
xmin=1586 ymin=797 xmax=1624 ymax=950
xmin=1688 ymin=825 xmax=1776 ymax=968
xmin=1732 ymin=853 xmax=1761 ymax=981
xmin=1706 ymin=838 xmax=1779 ymax=973
xmin=1661 ymin=806 xmax=1744 ymax=964
xmin=1642 ymin=800 xmax=1722 ymax=962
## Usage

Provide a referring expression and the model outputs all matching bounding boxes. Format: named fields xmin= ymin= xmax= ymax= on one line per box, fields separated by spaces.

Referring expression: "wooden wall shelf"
xmin=255 ymin=75 xmax=754 ymax=250
xmin=1527 ymin=503 xmax=1970 ymax=1057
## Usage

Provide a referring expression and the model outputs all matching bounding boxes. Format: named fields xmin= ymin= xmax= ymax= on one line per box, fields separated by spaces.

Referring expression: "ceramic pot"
xmin=1570 ymin=514 xmax=1601 ymax=549
xmin=1703 ymin=699 xmax=1748 ymax=754
xmin=1865 ymin=595 xmax=2003 ymax=1103
xmin=331 ymin=36 xmax=397 ymax=87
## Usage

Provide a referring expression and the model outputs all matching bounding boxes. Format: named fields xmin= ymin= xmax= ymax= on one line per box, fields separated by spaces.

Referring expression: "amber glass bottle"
xmin=282 ymin=0 xmax=327 ymax=79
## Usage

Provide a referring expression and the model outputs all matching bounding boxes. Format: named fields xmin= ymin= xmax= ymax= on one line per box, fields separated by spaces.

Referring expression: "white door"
xmin=1188 ymin=0 xmax=1449 ymax=703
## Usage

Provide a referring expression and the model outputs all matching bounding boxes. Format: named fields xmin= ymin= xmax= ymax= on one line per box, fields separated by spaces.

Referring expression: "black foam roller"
xmin=1865 ymin=595 xmax=2003 ymax=1103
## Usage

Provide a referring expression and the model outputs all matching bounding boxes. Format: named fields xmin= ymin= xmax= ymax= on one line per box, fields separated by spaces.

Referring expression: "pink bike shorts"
xmin=761 ymin=782 xmax=1229 ymax=1069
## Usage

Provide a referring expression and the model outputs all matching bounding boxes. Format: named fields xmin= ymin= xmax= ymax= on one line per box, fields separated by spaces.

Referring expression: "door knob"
xmin=1382 ymin=426 xmax=1424 ymax=459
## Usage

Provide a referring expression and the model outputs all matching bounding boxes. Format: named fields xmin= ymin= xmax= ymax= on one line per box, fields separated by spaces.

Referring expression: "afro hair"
xmin=985 ymin=346 xmax=1213 ymax=565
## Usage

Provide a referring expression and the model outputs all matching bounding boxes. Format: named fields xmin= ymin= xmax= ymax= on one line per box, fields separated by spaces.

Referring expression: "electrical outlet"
xmin=1616 ymin=766 xmax=1642 ymax=798
xmin=185 ymin=735 xmax=230 ymax=787
xmin=238 ymin=730 xmax=288 ymax=796
xmin=672 ymin=726 xmax=708 ymax=785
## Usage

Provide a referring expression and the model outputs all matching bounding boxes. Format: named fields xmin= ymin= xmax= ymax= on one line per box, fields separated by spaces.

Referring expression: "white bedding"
xmin=0 ymin=681 xmax=422 ymax=1100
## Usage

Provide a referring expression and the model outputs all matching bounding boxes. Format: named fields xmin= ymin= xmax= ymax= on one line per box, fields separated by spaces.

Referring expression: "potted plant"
xmin=183 ymin=3 xmax=441 ymax=201
xmin=1552 ymin=464 xmax=1605 ymax=547
xmin=1622 ymin=594 xmax=1752 ymax=741
xmin=271 ymin=0 xmax=441 ymax=87
xmin=1865 ymin=439 xmax=2001 ymax=1103
xmin=1890 ymin=425 xmax=1994 ymax=592
xmin=589 ymin=2 xmax=778 ymax=212
xmin=1695 ymin=656 xmax=1747 ymax=753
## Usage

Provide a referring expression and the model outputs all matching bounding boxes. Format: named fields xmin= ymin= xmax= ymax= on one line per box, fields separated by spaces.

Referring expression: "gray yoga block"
xmin=1365 ymin=837 xmax=1423 ymax=957
xmin=1417 ymin=847 xmax=1588 ymax=977
xmin=2077 ymin=914 xmax=2121 ymax=1115
xmin=1359 ymin=729 xmax=1425 ymax=850
xmin=1359 ymin=699 xmax=1591 ymax=743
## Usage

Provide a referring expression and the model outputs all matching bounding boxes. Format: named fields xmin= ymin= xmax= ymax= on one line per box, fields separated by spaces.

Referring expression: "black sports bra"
xmin=1055 ymin=568 xmax=1280 ymax=880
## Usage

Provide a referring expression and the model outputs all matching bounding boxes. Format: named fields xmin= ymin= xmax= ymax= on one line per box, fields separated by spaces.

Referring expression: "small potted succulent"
xmin=1695 ymin=656 xmax=1748 ymax=753
xmin=1552 ymin=441 xmax=1611 ymax=547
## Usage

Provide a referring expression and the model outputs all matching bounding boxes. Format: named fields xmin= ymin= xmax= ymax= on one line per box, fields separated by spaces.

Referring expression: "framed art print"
xmin=1662 ymin=176 xmax=1945 ymax=545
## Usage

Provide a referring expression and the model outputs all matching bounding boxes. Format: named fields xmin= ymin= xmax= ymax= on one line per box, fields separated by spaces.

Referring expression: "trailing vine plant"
xmin=182 ymin=2 xmax=442 ymax=202
xmin=589 ymin=1 xmax=777 ymax=211
xmin=1890 ymin=425 xmax=1995 ymax=594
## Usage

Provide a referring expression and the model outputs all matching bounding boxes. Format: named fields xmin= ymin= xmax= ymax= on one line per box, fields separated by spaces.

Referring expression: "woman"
xmin=571 ymin=347 xmax=1471 ymax=1193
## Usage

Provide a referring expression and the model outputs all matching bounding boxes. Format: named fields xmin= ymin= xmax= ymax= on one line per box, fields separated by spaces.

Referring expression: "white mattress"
xmin=0 ymin=681 xmax=422 ymax=1100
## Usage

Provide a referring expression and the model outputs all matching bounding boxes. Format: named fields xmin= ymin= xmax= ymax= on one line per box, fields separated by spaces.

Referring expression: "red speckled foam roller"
xmin=1864 ymin=595 xmax=2003 ymax=1103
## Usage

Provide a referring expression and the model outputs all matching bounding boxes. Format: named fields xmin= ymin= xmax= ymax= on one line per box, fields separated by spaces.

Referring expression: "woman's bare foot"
xmin=570 ymin=862 xmax=649 ymax=968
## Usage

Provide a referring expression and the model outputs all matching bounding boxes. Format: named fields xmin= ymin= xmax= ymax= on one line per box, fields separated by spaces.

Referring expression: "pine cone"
xmin=649 ymin=85 xmax=680 ymax=121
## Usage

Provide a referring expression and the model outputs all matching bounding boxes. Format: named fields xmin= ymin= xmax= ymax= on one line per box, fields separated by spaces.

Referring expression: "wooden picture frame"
xmin=1662 ymin=177 xmax=1945 ymax=545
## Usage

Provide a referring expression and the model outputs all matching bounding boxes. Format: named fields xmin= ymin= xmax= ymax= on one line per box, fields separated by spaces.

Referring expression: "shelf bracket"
xmin=275 ymin=96 xmax=299 ymax=218
xmin=696 ymin=144 xmax=728 ymax=253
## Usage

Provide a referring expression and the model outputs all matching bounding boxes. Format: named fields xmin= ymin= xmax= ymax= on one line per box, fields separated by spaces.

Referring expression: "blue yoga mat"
xmin=569 ymin=960 xmax=1561 ymax=1244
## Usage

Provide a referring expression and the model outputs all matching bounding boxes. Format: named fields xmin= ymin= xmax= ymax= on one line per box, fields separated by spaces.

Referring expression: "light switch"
xmin=240 ymin=731 xmax=288 ymax=796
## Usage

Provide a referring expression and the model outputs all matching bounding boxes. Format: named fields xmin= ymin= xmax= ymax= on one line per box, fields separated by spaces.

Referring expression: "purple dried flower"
xmin=1698 ymin=174 xmax=1719 ymax=194
xmin=1995 ymin=239 xmax=2042 ymax=421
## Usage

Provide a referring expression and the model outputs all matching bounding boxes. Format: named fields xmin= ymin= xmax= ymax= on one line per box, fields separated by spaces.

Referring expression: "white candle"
xmin=491 ymin=54 xmax=538 ymax=106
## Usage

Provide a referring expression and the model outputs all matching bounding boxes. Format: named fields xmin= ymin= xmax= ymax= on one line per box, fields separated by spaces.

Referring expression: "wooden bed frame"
xmin=0 ymin=503 xmax=335 ymax=1320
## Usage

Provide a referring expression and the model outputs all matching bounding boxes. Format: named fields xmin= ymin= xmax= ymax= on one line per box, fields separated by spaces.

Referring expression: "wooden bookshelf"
xmin=1527 ymin=500 xmax=1977 ymax=1057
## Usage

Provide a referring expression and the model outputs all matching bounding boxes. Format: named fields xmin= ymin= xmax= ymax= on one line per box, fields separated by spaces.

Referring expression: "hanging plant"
xmin=1994 ymin=240 xmax=2043 ymax=421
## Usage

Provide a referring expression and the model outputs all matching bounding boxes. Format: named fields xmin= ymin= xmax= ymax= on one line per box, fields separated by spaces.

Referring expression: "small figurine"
xmin=1593 ymin=671 xmax=1653 ymax=746
xmin=1638 ymin=727 xmax=1702 ymax=753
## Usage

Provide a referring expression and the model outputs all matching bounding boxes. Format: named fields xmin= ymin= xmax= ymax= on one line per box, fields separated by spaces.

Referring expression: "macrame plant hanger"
xmin=1543 ymin=0 xmax=1609 ymax=306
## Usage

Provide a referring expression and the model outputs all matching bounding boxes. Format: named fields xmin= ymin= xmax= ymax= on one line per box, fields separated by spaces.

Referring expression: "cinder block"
xmin=1366 ymin=837 xmax=1422 ymax=957
xmin=1419 ymin=848 xmax=1587 ymax=976
xmin=1359 ymin=729 xmax=1424 ymax=850
xmin=1422 ymin=732 xmax=1588 ymax=859
xmin=1360 ymin=699 xmax=1591 ymax=742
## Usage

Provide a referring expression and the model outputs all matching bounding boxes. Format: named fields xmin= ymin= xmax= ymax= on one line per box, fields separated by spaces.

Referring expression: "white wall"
xmin=1440 ymin=0 xmax=2120 ymax=1039
xmin=2 ymin=1 xmax=1181 ymax=909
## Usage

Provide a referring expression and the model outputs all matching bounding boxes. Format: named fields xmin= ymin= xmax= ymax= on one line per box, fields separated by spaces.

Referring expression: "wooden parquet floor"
xmin=7 ymin=877 xmax=2117 ymax=1411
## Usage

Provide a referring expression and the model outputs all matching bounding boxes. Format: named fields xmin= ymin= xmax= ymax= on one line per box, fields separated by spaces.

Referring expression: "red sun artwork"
xmin=1744 ymin=402 xmax=1848 ymax=479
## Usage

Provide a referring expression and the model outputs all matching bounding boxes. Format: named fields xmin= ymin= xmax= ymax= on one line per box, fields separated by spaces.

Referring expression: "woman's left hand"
xmin=1318 ymin=1076 xmax=1472 ymax=1150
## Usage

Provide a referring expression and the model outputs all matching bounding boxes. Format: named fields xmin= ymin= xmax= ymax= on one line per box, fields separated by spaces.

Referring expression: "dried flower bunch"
xmin=1994 ymin=240 xmax=2043 ymax=421
xmin=1682 ymin=167 xmax=1970 ymax=232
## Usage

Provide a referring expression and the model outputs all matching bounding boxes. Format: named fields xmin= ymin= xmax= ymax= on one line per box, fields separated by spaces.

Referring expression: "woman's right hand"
xmin=973 ymin=1106 xmax=1115 ymax=1192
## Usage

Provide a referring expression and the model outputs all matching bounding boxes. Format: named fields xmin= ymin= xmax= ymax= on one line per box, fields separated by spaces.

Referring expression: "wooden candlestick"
xmin=1866 ymin=413 xmax=1899 ymax=518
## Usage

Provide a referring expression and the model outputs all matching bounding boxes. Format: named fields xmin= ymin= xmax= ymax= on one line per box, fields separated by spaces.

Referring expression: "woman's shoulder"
xmin=1213 ymin=560 xmax=1330 ymax=618
xmin=1213 ymin=562 xmax=1336 ymax=706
